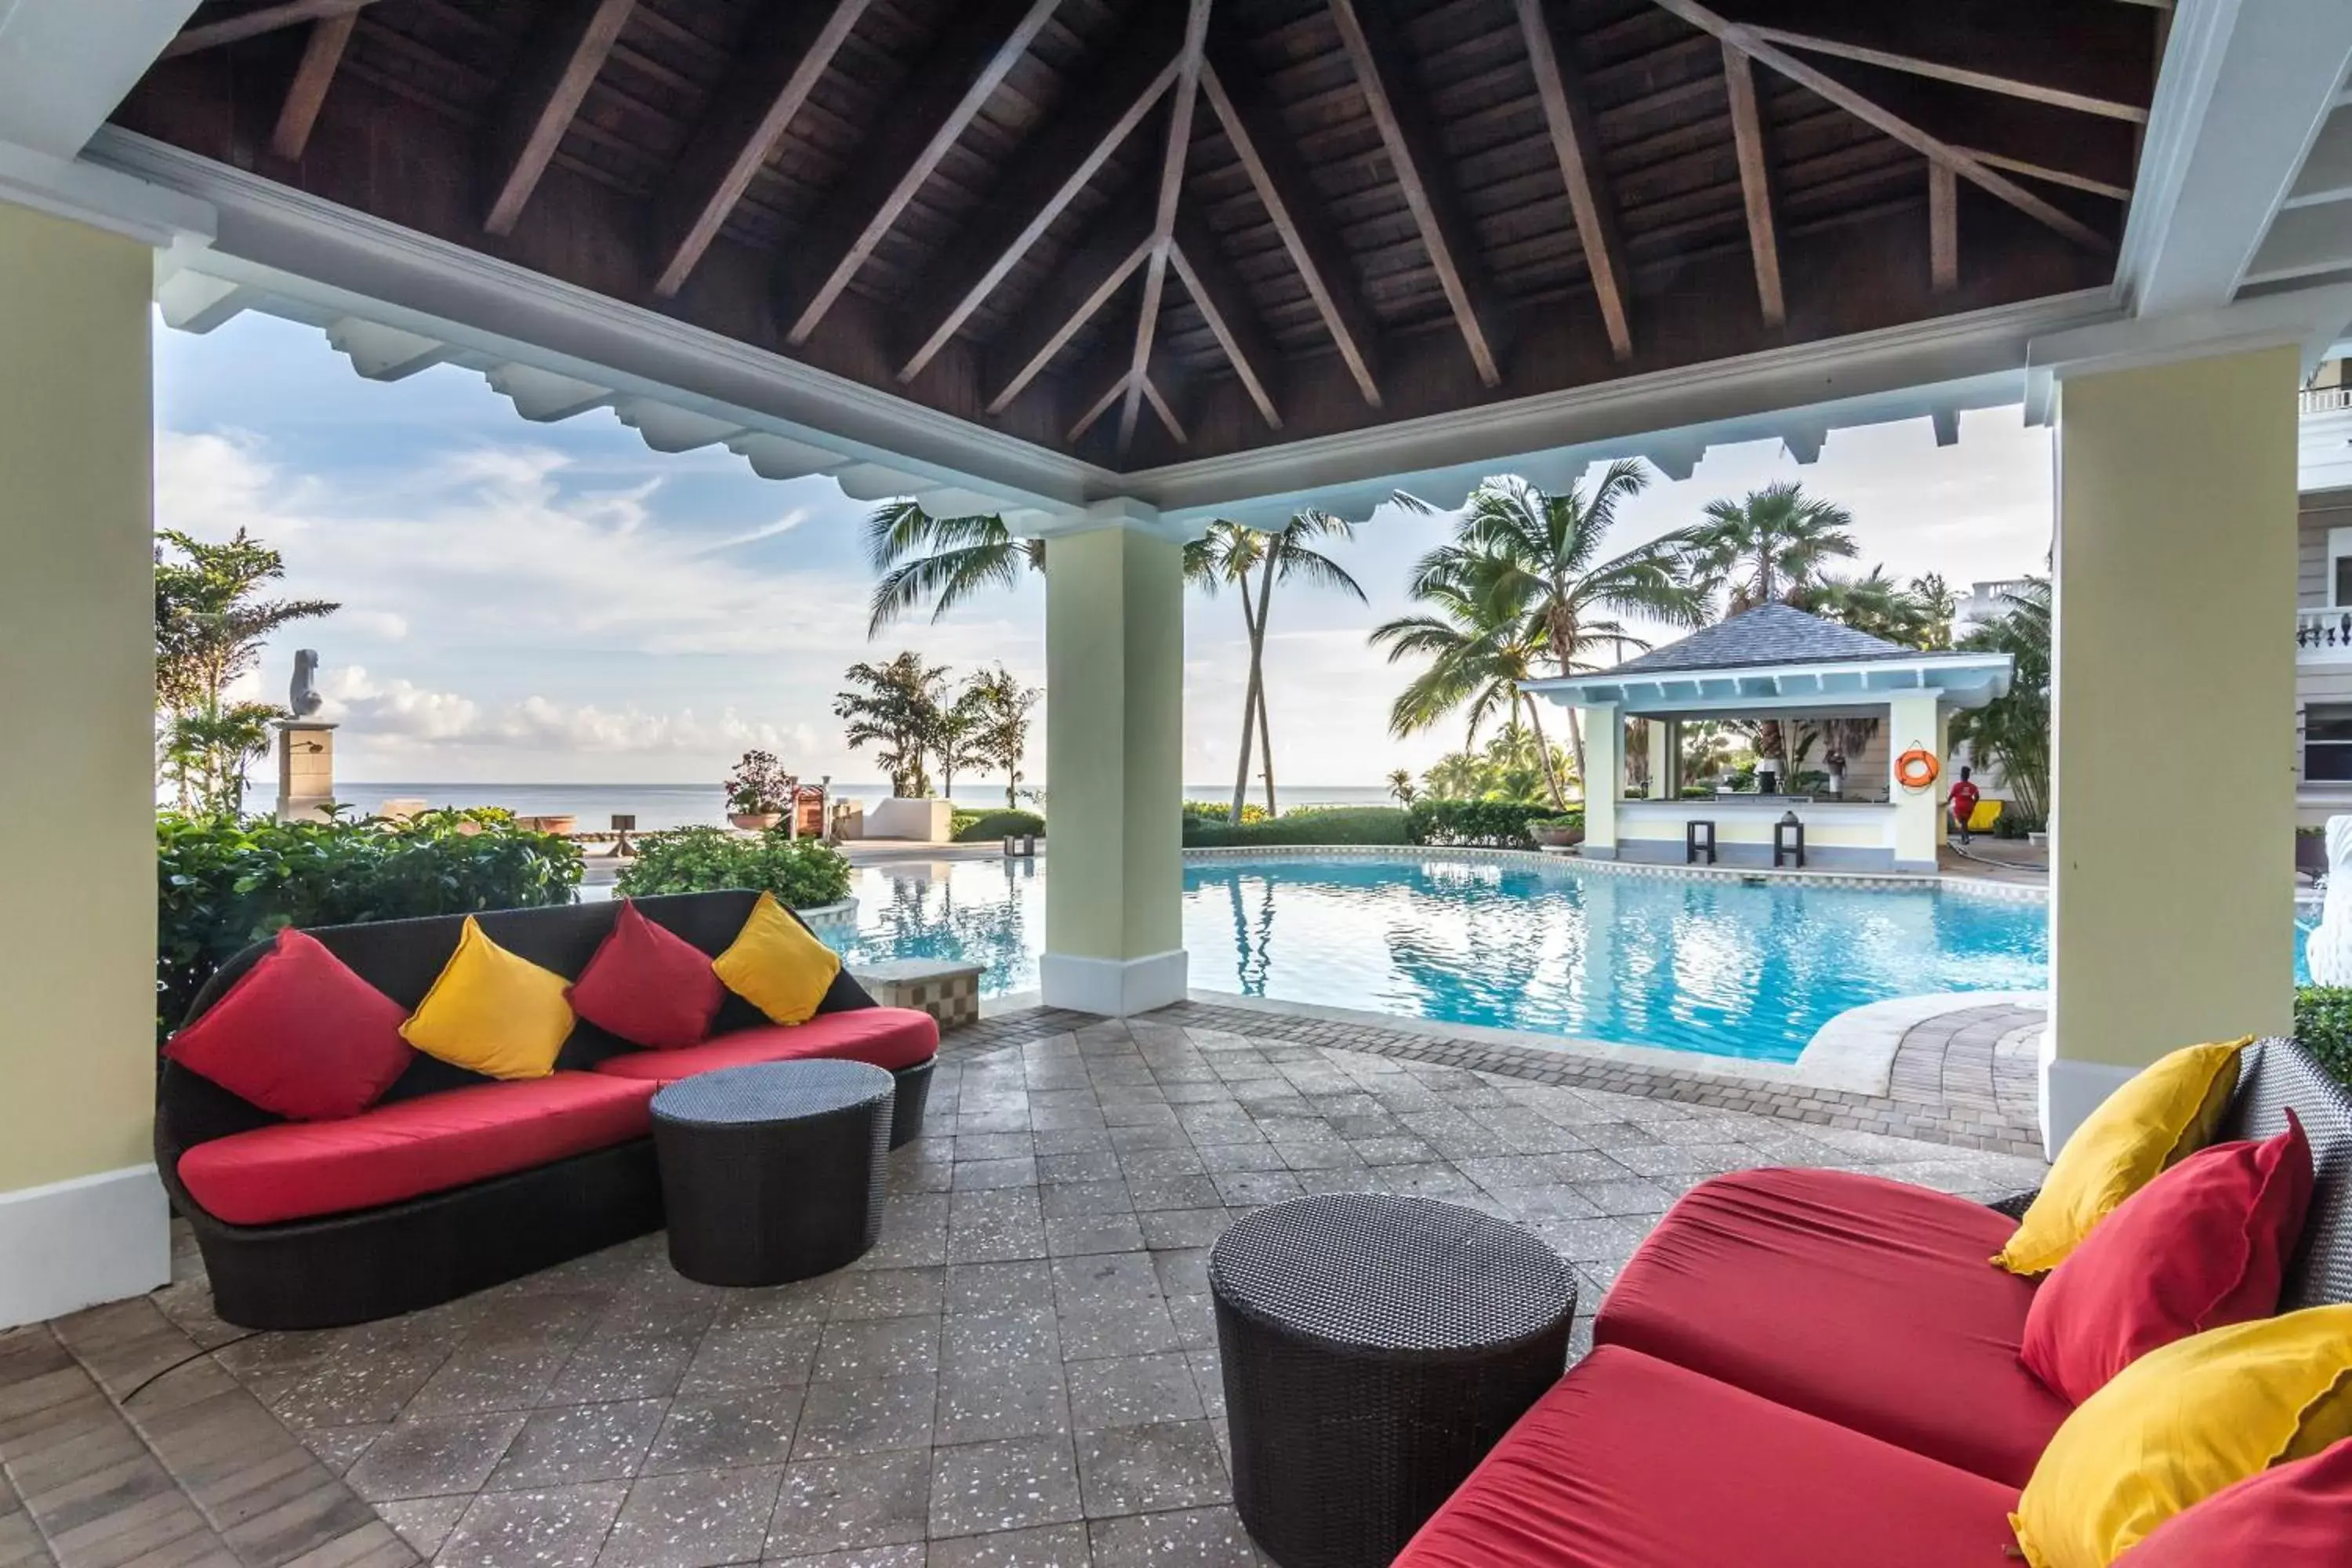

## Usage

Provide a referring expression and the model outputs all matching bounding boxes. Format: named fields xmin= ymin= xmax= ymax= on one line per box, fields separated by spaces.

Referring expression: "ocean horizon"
xmin=324 ymin=781 xmax=1402 ymax=832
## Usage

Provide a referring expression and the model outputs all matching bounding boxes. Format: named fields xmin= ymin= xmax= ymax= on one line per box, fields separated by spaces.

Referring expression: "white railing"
xmin=2296 ymin=605 xmax=2352 ymax=659
xmin=2303 ymin=387 xmax=2352 ymax=414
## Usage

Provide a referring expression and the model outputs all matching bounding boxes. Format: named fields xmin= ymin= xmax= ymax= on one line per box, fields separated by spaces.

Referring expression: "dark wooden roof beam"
xmin=1748 ymin=26 xmax=2147 ymax=123
xmin=784 ymin=0 xmax=1065 ymax=347
xmin=895 ymin=6 xmax=1190 ymax=386
xmin=1171 ymin=210 xmax=1281 ymax=430
xmin=1955 ymin=148 xmax=2129 ymax=203
xmin=986 ymin=194 xmax=1156 ymax=416
xmin=1653 ymin=0 xmax=2112 ymax=253
xmin=1515 ymin=0 xmax=1632 ymax=361
xmin=268 ymin=11 xmax=358 ymax=161
xmin=1327 ymin=0 xmax=1512 ymax=388
xmin=651 ymin=0 xmax=873 ymax=297
xmin=1203 ymin=30 xmax=1382 ymax=406
xmin=1722 ymin=43 xmax=1783 ymax=328
xmin=484 ymin=0 xmax=637 ymax=236
xmin=1929 ymin=163 xmax=1957 ymax=292
xmin=165 ymin=0 xmax=382 ymax=58
xmin=1116 ymin=0 xmax=1214 ymax=456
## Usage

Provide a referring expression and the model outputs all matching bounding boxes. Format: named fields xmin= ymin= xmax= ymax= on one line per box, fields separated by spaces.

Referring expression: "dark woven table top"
xmin=651 ymin=1060 xmax=894 ymax=1128
xmin=1209 ymin=1192 xmax=1576 ymax=1356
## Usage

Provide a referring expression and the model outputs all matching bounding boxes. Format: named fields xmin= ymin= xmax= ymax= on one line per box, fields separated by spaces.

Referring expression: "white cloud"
xmin=320 ymin=666 xmax=823 ymax=757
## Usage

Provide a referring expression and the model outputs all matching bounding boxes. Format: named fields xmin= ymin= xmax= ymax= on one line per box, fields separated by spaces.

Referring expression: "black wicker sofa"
xmin=1388 ymin=1037 xmax=2352 ymax=1567
xmin=158 ymin=891 xmax=938 ymax=1330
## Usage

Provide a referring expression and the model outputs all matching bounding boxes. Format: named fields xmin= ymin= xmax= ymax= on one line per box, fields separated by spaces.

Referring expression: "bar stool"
xmin=1685 ymin=820 xmax=1716 ymax=865
xmin=1773 ymin=811 xmax=1806 ymax=869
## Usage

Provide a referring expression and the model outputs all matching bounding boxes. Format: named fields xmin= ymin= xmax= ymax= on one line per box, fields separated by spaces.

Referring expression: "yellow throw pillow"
xmin=1993 ymin=1038 xmax=2246 ymax=1276
xmin=2010 ymin=1306 xmax=2352 ymax=1568
xmin=400 ymin=916 xmax=575 ymax=1080
xmin=713 ymin=891 xmax=842 ymax=1025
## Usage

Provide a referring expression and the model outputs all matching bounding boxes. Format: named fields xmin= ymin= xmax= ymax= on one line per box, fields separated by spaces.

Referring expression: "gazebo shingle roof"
xmin=1602 ymin=604 xmax=1905 ymax=677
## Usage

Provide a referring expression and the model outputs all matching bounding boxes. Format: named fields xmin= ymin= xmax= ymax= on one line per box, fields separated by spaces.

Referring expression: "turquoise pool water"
xmin=825 ymin=853 xmax=2055 ymax=1063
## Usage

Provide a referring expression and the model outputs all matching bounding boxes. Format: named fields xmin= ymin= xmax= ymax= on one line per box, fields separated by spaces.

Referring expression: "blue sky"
xmin=155 ymin=311 xmax=2056 ymax=789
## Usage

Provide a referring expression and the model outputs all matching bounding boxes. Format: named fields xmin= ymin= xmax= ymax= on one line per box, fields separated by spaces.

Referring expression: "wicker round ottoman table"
xmin=651 ymin=1060 xmax=894 ymax=1287
xmin=1209 ymin=1192 xmax=1578 ymax=1568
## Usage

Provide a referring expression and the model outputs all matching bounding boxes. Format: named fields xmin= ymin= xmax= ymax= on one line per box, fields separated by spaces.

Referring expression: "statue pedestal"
xmin=275 ymin=720 xmax=339 ymax=823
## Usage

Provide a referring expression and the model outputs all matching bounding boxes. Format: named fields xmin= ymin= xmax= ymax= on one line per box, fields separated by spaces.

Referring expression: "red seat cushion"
xmin=177 ymin=1073 xmax=657 ymax=1225
xmin=165 ymin=928 xmax=414 ymax=1121
xmin=2023 ymin=1114 xmax=2315 ymax=1405
xmin=2117 ymin=1437 xmax=2352 ymax=1565
xmin=591 ymin=1007 xmax=939 ymax=1080
xmin=1392 ymin=1346 xmax=2020 ymax=1568
xmin=567 ymin=898 xmax=726 ymax=1050
xmin=1593 ymin=1167 xmax=2068 ymax=1487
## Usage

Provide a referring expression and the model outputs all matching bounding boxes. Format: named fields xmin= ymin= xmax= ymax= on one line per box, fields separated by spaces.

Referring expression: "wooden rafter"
xmin=1722 ymin=43 xmax=1784 ymax=328
xmin=1116 ymin=0 xmax=1214 ymax=458
xmin=784 ymin=0 xmax=1064 ymax=347
xmin=1171 ymin=210 xmax=1279 ymax=430
xmin=1201 ymin=39 xmax=1382 ymax=406
xmin=1070 ymin=368 xmax=1186 ymax=446
xmin=1140 ymin=374 xmax=1186 ymax=445
xmin=268 ymin=12 xmax=358 ymax=161
xmin=1328 ymin=0 xmax=1508 ymax=388
xmin=484 ymin=0 xmax=636 ymax=236
xmin=985 ymin=195 xmax=1157 ymax=416
xmin=1069 ymin=370 xmax=1131 ymax=445
xmin=165 ymin=0 xmax=382 ymax=57
xmin=1653 ymin=0 xmax=2112 ymax=254
xmin=651 ymin=0 xmax=872 ymax=297
xmin=1955 ymin=147 xmax=2130 ymax=203
xmin=1929 ymin=163 xmax=1957 ymax=292
xmin=1515 ymin=0 xmax=1632 ymax=361
xmin=1746 ymin=26 xmax=2149 ymax=125
xmin=895 ymin=9 xmax=1188 ymax=386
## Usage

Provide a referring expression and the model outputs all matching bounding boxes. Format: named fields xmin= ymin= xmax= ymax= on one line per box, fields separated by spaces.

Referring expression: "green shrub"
xmin=158 ymin=808 xmax=583 ymax=1040
xmin=2294 ymin=985 xmax=2352 ymax=1087
xmin=617 ymin=826 xmax=852 ymax=910
xmin=1404 ymin=798 xmax=1556 ymax=849
xmin=1183 ymin=800 xmax=1269 ymax=826
xmin=955 ymin=809 xmax=1045 ymax=842
xmin=950 ymin=809 xmax=982 ymax=839
xmin=1183 ymin=806 xmax=1410 ymax=848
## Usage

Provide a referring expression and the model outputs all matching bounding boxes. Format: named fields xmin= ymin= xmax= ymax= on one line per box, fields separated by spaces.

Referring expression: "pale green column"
xmin=0 ymin=203 xmax=168 ymax=1326
xmin=1643 ymin=719 xmax=1670 ymax=800
xmin=2047 ymin=346 xmax=2297 ymax=1152
xmin=1886 ymin=691 xmax=1943 ymax=873
xmin=1039 ymin=505 xmax=1189 ymax=1014
xmin=1579 ymin=703 xmax=1619 ymax=857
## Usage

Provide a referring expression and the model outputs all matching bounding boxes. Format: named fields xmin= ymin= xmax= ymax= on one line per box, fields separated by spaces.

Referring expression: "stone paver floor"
xmin=14 ymin=1009 xmax=2049 ymax=1568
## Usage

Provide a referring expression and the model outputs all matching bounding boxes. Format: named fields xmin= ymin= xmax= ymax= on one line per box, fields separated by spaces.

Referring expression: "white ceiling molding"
xmin=0 ymin=1 xmax=197 ymax=158
xmin=0 ymin=136 xmax=211 ymax=246
xmin=2022 ymin=282 xmax=2352 ymax=423
xmin=325 ymin=318 xmax=451 ymax=382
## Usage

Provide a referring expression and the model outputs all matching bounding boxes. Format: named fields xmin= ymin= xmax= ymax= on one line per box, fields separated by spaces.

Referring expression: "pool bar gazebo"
xmin=1525 ymin=604 xmax=2013 ymax=874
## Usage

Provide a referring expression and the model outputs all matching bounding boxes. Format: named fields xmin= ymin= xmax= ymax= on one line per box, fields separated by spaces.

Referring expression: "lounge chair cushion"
xmin=590 ymin=1007 xmax=940 ymax=1081
xmin=566 ymin=898 xmax=727 ymax=1049
xmin=400 ymin=916 xmax=575 ymax=1080
xmin=164 ymin=928 xmax=414 ymax=1121
xmin=1594 ymin=1167 xmax=2069 ymax=1487
xmin=1390 ymin=1346 xmax=2020 ymax=1568
xmin=178 ymin=1073 xmax=656 ymax=1225
xmin=2114 ymin=1437 xmax=2352 ymax=1565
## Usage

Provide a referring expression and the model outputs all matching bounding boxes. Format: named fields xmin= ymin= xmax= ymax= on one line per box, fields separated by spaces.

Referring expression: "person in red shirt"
xmin=1948 ymin=765 xmax=1981 ymax=844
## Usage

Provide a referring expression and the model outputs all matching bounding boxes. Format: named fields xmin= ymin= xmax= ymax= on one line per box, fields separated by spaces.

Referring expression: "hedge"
xmin=158 ymin=808 xmax=582 ymax=1041
xmin=1403 ymin=797 xmax=1563 ymax=850
xmin=1183 ymin=805 xmax=1410 ymax=848
xmin=616 ymin=826 xmax=853 ymax=909
xmin=2293 ymin=985 xmax=2352 ymax=1087
xmin=955 ymin=808 xmax=1045 ymax=842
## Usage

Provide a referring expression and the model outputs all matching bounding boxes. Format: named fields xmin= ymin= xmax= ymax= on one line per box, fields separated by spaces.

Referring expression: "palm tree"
xmin=863 ymin=503 xmax=1046 ymax=637
xmin=1370 ymin=560 xmax=1573 ymax=807
xmin=833 ymin=652 xmax=950 ymax=797
xmin=960 ymin=665 xmax=1040 ymax=808
xmin=1680 ymin=481 xmax=1859 ymax=614
xmin=1790 ymin=564 xmax=1951 ymax=650
xmin=1192 ymin=514 xmax=1366 ymax=822
xmin=1949 ymin=579 xmax=2051 ymax=826
xmin=1386 ymin=768 xmax=1417 ymax=806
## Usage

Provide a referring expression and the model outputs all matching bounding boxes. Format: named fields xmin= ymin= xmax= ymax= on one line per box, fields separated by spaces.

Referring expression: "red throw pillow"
xmin=2115 ymin=1436 xmax=2352 ymax=1564
xmin=2021 ymin=1112 xmax=2314 ymax=1405
xmin=164 ymin=928 xmax=413 ymax=1120
xmin=567 ymin=898 xmax=726 ymax=1050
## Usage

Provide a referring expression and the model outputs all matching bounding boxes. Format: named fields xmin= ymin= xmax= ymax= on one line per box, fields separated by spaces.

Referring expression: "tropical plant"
xmin=1948 ymin=577 xmax=2051 ymax=826
xmin=1191 ymin=514 xmax=1367 ymax=822
xmin=958 ymin=665 xmax=1040 ymax=807
xmin=1790 ymin=564 xmax=1953 ymax=650
xmin=154 ymin=528 xmax=339 ymax=812
xmin=953 ymin=808 xmax=1044 ymax=842
xmin=1374 ymin=558 xmax=1570 ymax=805
xmin=1183 ymin=800 xmax=1269 ymax=826
xmin=1679 ymin=481 xmax=1859 ymax=614
xmin=1387 ymin=768 xmax=1417 ymax=806
xmin=724 ymin=749 xmax=793 ymax=816
xmin=863 ymin=503 xmax=1046 ymax=635
xmin=1414 ymin=725 xmax=1574 ymax=804
xmin=1183 ymin=806 xmax=1410 ymax=848
xmin=617 ymin=826 xmax=851 ymax=909
xmin=1403 ymin=797 xmax=1559 ymax=850
xmin=156 ymin=808 xmax=580 ymax=1040
xmin=1678 ymin=720 xmax=1746 ymax=785
xmin=835 ymin=652 xmax=949 ymax=797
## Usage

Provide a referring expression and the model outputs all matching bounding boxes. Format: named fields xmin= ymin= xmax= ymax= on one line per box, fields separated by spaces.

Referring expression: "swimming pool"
xmin=824 ymin=852 xmax=2053 ymax=1063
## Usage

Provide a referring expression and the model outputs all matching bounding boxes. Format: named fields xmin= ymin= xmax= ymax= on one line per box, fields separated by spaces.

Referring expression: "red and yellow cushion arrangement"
xmin=712 ymin=891 xmax=842 ymax=1025
xmin=163 ymin=928 xmax=415 ymax=1121
xmin=568 ymin=898 xmax=726 ymax=1049
xmin=2116 ymin=1438 xmax=2352 ymax=1564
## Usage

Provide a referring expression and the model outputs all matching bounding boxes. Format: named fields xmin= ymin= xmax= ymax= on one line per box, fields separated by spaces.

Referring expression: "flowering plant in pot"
xmin=724 ymin=750 xmax=793 ymax=830
xmin=1526 ymin=811 xmax=1584 ymax=848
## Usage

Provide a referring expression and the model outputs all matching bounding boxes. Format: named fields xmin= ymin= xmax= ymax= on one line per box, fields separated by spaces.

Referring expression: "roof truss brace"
xmin=1114 ymin=0 xmax=1214 ymax=459
xmin=268 ymin=10 xmax=358 ymax=161
xmin=1515 ymin=0 xmax=1632 ymax=361
xmin=1722 ymin=42 xmax=1784 ymax=328
xmin=484 ymin=0 xmax=637 ymax=236
xmin=165 ymin=0 xmax=383 ymax=59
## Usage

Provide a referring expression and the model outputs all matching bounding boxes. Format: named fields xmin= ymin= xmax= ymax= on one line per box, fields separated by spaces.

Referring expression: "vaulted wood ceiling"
xmin=116 ymin=0 xmax=2160 ymax=470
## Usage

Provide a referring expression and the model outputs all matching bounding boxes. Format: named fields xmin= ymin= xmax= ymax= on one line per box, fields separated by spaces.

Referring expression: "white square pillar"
xmin=1038 ymin=505 xmax=1189 ymax=1015
xmin=1643 ymin=718 xmax=1671 ymax=800
xmin=2046 ymin=346 xmax=2298 ymax=1152
xmin=1578 ymin=703 xmax=1619 ymax=856
xmin=1886 ymin=691 xmax=1944 ymax=874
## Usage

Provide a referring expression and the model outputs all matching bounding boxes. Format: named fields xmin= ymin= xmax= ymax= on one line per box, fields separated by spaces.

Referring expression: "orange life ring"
xmin=1896 ymin=749 xmax=1940 ymax=791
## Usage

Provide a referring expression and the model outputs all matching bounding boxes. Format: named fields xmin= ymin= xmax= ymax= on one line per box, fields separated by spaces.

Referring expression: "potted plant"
xmin=724 ymin=749 xmax=793 ymax=831
xmin=1526 ymin=811 xmax=1584 ymax=849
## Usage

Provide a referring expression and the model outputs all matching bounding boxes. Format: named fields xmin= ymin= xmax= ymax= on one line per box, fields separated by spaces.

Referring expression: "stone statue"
xmin=289 ymin=649 xmax=323 ymax=718
xmin=2306 ymin=815 xmax=2352 ymax=985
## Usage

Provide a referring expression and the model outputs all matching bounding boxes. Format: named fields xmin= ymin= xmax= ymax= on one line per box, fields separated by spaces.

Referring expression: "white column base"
xmin=1039 ymin=949 xmax=1189 ymax=1017
xmin=0 ymin=1163 xmax=169 ymax=1329
xmin=2038 ymin=1029 xmax=2141 ymax=1160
